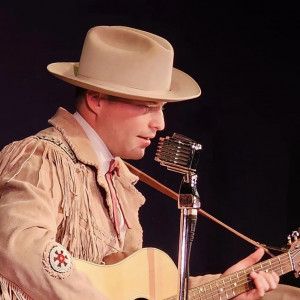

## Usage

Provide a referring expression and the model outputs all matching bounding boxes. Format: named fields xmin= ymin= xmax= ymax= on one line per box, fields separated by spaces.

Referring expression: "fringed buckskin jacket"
xmin=0 ymin=107 xmax=221 ymax=299
xmin=0 ymin=107 xmax=148 ymax=299
xmin=0 ymin=108 xmax=299 ymax=300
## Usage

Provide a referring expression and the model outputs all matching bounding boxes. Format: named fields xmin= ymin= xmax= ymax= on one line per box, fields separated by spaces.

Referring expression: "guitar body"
xmin=74 ymin=248 xmax=178 ymax=300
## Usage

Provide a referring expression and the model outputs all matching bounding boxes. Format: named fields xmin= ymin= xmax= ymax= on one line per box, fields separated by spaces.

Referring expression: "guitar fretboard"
xmin=166 ymin=249 xmax=298 ymax=300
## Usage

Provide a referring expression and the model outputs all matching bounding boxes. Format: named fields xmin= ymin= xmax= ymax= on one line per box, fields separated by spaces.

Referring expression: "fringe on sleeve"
xmin=0 ymin=274 xmax=32 ymax=300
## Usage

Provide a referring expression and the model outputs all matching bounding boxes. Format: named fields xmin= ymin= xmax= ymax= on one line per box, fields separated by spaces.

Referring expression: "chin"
xmin=122 ymin=150 xmax=145 ymax=160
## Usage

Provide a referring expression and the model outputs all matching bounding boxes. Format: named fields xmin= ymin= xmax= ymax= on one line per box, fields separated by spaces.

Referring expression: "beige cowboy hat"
xmin=47 ymin=26 xmax=201 ymax=102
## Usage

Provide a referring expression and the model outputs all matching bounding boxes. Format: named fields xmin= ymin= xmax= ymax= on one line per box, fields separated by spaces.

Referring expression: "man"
xmin=0 ymin=25 xmax=298 ymax=299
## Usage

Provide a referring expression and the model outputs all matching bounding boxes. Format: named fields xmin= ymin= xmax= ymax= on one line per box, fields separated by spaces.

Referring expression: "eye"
xmin=141 ymin=106 xmax=152 ymax=114
xmin=143 ymin=104 xmax=165 ymax=113
xmin=129 ymin=101 xmax=166 ymax=114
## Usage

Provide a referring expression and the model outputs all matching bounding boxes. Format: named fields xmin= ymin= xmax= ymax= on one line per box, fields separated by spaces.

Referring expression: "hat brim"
xmin=47 ymin=62 xmax=201 ymax=102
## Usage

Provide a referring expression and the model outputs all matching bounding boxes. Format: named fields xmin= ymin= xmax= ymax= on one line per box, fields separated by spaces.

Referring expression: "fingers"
xmin=250 ymin=270 xmax=279 ymax=297
xmin=245 ymin=248 xmax=265 ymax=266
xmin=223 ymin=248 xmax=265 ymax=276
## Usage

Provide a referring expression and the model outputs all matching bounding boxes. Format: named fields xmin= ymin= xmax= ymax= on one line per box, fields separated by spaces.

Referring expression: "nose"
xmin=149 ymin=109 xmax=165 ymax=131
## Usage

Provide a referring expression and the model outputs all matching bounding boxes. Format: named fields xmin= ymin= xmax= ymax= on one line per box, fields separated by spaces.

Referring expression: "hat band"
xmin=76 ymin=73 xmax=171 ymax=97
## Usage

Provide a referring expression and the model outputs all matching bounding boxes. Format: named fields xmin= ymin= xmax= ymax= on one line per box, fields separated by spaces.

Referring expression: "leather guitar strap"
xmin=125 ymin=161 xmax=275 ymax=257
xmin=35 ymin=133 xmax=276 ymax=257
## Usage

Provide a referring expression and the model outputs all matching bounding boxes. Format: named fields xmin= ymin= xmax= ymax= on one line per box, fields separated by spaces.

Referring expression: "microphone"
xmin=154 ymin=133 xmax=202 ymax=175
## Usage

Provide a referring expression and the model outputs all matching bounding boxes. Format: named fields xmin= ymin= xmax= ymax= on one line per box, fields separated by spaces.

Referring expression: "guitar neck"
xmin=167 ymin=251 xmax=293 ymax=300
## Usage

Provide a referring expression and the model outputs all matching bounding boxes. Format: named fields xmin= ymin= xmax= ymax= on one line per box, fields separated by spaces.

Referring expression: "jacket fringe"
xmin=0 ymin=137 xmax=103 ymax=265
xmin=0 ymin=274 xmax=31 ymax=300
xmin=45 ymin=145 xmax=102 ymax=262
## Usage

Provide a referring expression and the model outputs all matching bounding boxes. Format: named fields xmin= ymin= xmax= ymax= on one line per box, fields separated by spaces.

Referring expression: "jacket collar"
xmin=49 ymin=107 xmax=101 ymax=169
xmin=48 ymin=107 xmax=139 ymax=184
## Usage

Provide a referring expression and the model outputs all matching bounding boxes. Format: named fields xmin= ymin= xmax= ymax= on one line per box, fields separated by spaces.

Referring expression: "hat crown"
xmin=78 ymin=26 xmax=174 ymax=93
xmin=47 ymin=25 xmax=201 ymax=102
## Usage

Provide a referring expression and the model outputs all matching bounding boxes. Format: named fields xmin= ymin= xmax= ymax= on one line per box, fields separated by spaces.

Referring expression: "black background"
xmin=1 ymin=1 xmax=299 ymax=288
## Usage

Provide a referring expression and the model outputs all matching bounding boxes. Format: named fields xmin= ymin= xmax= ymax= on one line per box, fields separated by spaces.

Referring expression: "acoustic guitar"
xmin=75 ymin=239 xmax=300 ymax=300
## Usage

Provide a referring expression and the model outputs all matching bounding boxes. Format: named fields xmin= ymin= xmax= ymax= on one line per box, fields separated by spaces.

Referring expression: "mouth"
xmin=138 ymin=135 xmax=155 ymax=140
xmin=137 ymin=136 xmax=154 ymax=145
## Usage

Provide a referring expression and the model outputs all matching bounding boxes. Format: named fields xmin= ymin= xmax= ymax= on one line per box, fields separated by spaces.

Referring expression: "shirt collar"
xmin=73 ymin=111 xmax=113 ymax=173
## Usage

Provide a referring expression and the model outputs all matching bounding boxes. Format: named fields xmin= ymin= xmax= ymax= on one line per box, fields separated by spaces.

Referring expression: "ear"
xmin=86 ymin=91 xmax=108 ymax=114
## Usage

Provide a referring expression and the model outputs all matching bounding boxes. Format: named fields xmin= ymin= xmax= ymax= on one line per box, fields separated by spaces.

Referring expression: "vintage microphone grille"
xmin=155 ymin=134 xmax=201 ymax=174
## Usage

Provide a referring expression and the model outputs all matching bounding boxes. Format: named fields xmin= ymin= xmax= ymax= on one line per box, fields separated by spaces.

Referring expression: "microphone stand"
xmin=177 ymin=172 xmax=200 ymax=300
xmin=154 ymin=133 xmax=202 ymax=300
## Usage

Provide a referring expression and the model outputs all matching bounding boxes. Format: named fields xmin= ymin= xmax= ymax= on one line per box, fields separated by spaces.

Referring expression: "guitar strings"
xmin=191 ymin=256 xmax=293 ymax=300
xmin=169 ymin=249 xmax=300 ymax=300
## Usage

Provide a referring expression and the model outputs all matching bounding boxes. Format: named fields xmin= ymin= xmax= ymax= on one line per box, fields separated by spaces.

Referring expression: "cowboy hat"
xmin=47 ymin=26 xmax=201 ymax=102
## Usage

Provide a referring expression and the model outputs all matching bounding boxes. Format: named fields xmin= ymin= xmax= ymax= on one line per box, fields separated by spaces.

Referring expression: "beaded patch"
xmin=49 ymin=245 xmax=72 ymax=273
xmin=43 ymin=241 xmax=73 ymax=279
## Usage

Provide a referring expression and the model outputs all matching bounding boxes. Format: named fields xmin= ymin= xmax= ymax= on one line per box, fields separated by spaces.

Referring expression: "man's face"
xmin=95 ymin=97 xmax=166 ymax=159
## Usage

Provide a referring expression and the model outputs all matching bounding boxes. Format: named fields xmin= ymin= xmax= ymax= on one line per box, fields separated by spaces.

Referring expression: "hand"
xmin=223 ymin=248 xmax=279 ymax=300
